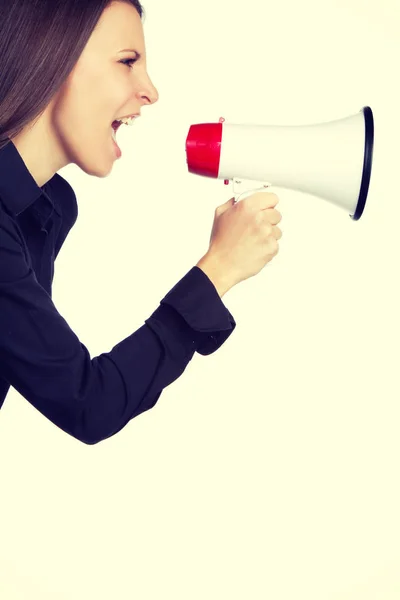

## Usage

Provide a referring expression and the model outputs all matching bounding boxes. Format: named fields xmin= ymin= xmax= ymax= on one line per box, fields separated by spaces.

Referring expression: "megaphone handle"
xmin=234 ymin=187 xmax=272 ymax=203
xmin=232 ymin=178 xmax=273 ymax=204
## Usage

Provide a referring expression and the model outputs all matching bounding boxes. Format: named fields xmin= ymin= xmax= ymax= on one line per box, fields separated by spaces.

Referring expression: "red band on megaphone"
xmin=185 ymin=123 xmax=222 ymax=178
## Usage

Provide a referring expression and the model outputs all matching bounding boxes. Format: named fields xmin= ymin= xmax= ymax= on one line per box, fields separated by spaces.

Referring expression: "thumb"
xmin=220 ymin=196 xmax=236 ymax=211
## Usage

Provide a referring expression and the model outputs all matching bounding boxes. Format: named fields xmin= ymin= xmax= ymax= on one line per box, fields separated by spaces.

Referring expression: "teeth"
xmin=111 ymin=115 xmax=137 ymax=143
xmin=119 ymin=116 xmax=136 ymax=126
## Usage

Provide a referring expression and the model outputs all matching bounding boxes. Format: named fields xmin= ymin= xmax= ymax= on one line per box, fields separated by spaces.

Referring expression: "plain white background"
xmin=1 ymin=0 xmax=399 ymax=598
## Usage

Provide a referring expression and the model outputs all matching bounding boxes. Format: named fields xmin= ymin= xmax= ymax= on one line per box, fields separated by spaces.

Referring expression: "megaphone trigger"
xmin=234 ymin=187 xmax=273 ymax=204
xmin=232 ymin=177 xmax=272 ymax=203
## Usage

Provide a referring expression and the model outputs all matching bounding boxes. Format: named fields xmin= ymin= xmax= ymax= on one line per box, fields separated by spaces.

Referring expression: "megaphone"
xmin=185 ymin=106 xmax=374 ymax=221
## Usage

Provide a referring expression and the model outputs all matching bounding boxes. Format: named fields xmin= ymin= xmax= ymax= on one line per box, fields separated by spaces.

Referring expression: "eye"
xmin=119 ymin=57 xmax=138 ymax=70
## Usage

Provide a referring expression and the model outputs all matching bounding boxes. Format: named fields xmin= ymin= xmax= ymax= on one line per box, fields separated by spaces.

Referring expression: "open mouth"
xmin=110 ymin=116 xmax=137 ymax=149
xmin=111 ymin=120 xmax=122 ymax=145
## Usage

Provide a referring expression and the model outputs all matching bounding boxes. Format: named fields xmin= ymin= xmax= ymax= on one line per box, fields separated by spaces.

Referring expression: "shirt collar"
xmin=0 ymin=138 xmax=61 ymax=221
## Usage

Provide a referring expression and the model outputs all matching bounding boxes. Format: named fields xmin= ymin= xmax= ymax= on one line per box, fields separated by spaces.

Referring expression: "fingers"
xmin=239 ymin=192 xmax=279 ymax=212
xmin=250 ymin=191 xmax=280 ymax=210
xmin=255 ymin=208 xmax=282 ymax=228
xmin=272 ymin=225 xmax=282 ymax=240
xmin=240 ymin=196 xmax=281 ymax=225
xmin=260 ymin=219 xmax=282 ymax=240
xmin=239 ymin=194 xmax=283 ymax=241
xmin=263 ymin=208 xmax=282 ymax=225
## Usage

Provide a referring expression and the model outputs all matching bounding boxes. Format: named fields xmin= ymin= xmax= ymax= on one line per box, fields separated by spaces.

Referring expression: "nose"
xmin=138 ymin=74 xmax=159 ymax=107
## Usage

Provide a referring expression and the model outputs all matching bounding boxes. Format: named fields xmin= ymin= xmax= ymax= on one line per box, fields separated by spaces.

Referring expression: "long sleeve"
xmin=0 ymin=208 xmax=236 ymax=445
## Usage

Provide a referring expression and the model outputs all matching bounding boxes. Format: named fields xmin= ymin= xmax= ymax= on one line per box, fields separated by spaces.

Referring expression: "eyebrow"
xmin=119 ymin=49 xmax=142 ymax=59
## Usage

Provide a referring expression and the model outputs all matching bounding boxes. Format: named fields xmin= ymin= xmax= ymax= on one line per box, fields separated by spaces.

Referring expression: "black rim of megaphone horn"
xmin=351 ymin=106 xmax=374 ymax=221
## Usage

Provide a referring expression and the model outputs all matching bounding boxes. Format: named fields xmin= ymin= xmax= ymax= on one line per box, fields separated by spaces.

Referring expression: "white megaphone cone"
xmin=185 ymin=106 xmax=374 ymax=220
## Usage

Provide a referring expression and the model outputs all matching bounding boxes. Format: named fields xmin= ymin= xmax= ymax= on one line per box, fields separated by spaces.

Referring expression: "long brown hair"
xmin=0 ymin=0 xmax=145 ymax=150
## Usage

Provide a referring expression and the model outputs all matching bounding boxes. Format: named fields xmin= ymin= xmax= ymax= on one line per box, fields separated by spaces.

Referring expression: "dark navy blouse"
xmin=0 ymin=139 xmax=236 ymax=444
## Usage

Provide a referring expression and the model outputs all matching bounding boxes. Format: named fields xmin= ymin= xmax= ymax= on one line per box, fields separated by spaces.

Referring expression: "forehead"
xmin=91 ymin=1 xmax=145 ymax=55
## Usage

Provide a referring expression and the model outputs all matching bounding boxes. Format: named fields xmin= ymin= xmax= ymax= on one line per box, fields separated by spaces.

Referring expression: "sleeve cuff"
xmin=151 ymin=266 xmax=236 ymax=356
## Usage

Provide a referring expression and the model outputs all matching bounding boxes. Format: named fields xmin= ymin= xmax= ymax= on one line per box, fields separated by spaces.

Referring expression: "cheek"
xmin=51 ymin=70 xmax=89 ymax=131
xmin=83 ymin=61 xmax=131 ymax=111
xmin=106 ymin=75 xmax=133 ymax=112
xmin=52 ymin=65 xmax=131 ymax=147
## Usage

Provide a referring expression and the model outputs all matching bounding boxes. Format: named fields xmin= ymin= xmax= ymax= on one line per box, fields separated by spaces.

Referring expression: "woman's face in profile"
xmin=50 ymin=0 xmax=159 ymax=176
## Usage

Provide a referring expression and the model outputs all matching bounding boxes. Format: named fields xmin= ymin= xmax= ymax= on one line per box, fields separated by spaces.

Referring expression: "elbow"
xmin=79 ymin=430 xmax=119 ymax=446
xmin=74 ymin=411 xmax=124 ymax=445
xmin=79 ymin=434 xmax=101 ymax=446
xmin=76 ymin=425 xmax=111 ymax=446
xmin=72 ymin=408 xmax=111 ymax=446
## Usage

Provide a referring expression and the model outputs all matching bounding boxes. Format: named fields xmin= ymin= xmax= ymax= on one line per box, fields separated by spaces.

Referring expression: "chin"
xmin=62 ymin=130 xmax=112 ymax=176
xmin=75 ymin=146 xmax=115 ymax=178
xmin=83 ymin=162 xmax=113 ymax=178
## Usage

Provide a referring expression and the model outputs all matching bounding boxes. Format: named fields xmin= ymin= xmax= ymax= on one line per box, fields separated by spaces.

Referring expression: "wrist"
xmin=195 ymin=253 xmax=235 ymax=298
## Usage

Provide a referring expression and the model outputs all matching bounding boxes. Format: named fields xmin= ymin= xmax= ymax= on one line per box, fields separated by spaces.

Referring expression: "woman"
xmin=0 ymin=0 xmax=282 ymax=444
